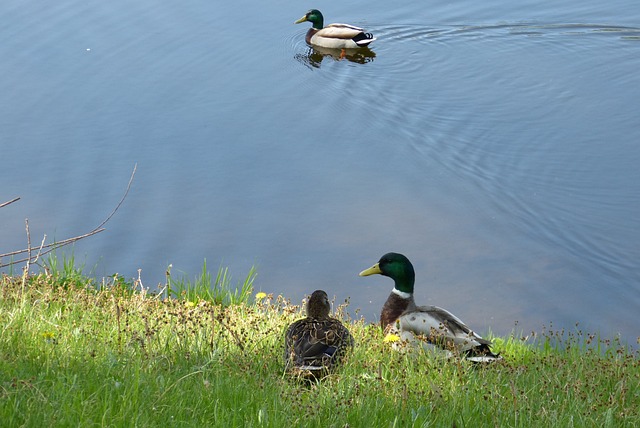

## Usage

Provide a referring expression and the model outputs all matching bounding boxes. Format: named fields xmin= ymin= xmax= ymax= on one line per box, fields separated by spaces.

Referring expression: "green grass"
xmin=41 ymin=251 xmax=96 ymax=289
xmin=1 ymin=262 xmax=639 ymax=427
xmin=166 ymin=259 xmax=257 ymax=306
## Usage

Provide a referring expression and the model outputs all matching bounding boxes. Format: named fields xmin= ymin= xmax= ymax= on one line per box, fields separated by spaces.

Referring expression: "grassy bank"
xmin=1 ymin=264 xmax=639 ymax=427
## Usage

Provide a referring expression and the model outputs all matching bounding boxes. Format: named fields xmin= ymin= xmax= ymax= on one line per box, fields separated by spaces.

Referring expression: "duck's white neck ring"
xmin=392 ymin=288 xmax=412 ymax=299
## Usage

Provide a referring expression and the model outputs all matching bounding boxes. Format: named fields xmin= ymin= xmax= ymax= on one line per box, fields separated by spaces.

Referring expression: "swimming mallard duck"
xmin=360 ymin=253 xmax=501 ymax=362
xmin=294 ymin=9 xmax=376 ymax=49
xmin=284 ymin=290 xmax=354 ymax=379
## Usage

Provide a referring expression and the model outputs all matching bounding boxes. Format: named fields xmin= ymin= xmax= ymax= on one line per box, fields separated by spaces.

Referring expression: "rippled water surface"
xmin=1 ymin=0 xmax=639 ymax=343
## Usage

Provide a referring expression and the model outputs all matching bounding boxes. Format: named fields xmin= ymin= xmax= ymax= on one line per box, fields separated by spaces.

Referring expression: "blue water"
xmin=1 ymin=0 xmax=639 ymax=344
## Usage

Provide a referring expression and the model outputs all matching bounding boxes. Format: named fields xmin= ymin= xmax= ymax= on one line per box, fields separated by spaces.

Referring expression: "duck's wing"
xmin=389 ymin=308 xmax=502 ymax=362
xmin=284 ymin=319 xmax=303 ymax=367
xmin=319 ymin=23 xmax=366 ymax=39
xmin=285 ymin=318 xmax=353 ymax=370
xmin=398 ymin=305 xmax=492 ymax=349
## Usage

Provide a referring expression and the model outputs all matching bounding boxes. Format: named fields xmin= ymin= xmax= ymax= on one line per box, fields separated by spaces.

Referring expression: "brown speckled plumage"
xmin=284 ymin=290 xmax=354 ymax=378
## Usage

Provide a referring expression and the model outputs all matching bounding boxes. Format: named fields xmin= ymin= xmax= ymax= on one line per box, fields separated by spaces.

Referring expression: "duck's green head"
xmin=359 ymin=253 xmax=416 ymax=294
xmin=294 ymin=9 xmax=324 ymax=30
xmin=307 ymin=289 xmax=331 ymax=318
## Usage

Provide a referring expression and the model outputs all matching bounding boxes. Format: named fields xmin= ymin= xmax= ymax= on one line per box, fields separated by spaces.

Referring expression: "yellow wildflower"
xmin=255 ymin=292 xmax=267 ymax=300
xmin=384 ymin=333 xmax=400 ymax=343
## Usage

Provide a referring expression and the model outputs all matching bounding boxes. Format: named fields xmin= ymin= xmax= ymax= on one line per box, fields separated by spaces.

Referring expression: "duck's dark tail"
xmin=464 ymin=344 xmax=503 ymax=363
xmin=353 ymin=32 xmax=376 ymax=47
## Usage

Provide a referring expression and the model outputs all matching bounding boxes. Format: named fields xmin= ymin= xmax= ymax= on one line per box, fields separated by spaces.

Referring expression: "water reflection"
xmin=294 ymin=46 xmax=376 ymax=69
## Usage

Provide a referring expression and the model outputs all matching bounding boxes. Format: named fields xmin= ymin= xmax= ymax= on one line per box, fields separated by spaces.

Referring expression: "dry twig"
xmin=0 ymin=197 xmax=20 ymax=209
xmin=0 ymin=164 xmax=137 ymax=269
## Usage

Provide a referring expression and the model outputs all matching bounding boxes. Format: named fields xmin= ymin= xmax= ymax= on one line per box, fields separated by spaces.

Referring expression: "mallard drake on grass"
xmin=294 ymin=9 xmax=376 ymax=49
xmin=360 ymin=253 xmax=501 ymax=362
xmin=284 ymin=290 xmax=354 ymax=379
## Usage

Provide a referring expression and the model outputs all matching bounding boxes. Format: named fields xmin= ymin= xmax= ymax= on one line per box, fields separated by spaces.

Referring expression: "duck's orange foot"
xmin=340 ymin=49 xmax=346 ymax=59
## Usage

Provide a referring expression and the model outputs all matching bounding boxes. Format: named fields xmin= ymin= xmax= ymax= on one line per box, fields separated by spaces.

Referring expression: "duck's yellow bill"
xmin=294 ymin=16 xmax=307 ymax=24
xmin=359 ymin=263 xmax=382 ymax=276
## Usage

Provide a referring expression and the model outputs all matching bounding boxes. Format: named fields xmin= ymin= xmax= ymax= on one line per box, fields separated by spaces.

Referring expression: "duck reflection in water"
xmin=295 ymin=45 xmax=376 ymax=69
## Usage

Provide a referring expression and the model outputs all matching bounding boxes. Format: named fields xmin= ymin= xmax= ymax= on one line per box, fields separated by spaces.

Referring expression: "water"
xmin=1 ymin=0 xmax=639 ymax=344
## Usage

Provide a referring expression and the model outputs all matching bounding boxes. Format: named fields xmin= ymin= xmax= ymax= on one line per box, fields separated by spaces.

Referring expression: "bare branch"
xmin=0 ymin=164 xmax=137 ymax=269
xmin=32 ymin=234 xmax=47 ymax=266
xmin=24 ymin=218 xmax=32 ymax=275
xmin=0 ymin=197 xmax=20 ymax=209
xmin=95 ymin=163 xmax=137 ymax=231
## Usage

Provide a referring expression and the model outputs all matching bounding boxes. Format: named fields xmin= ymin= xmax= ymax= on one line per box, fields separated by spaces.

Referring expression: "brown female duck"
xmin=284 ymin=290 xmax=354 ymax=378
